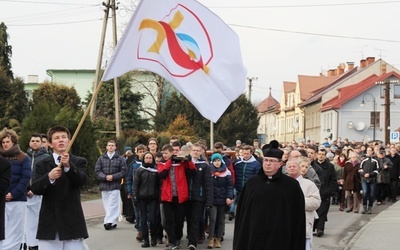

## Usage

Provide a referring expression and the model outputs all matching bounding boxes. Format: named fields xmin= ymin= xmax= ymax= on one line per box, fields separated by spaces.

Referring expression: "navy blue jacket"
xmin=187 ymin=158 xmax=213 ymax=207
xmin=210 ymin=163 xmax=234 ymax=206
xmin=234 ymin=156 xmax=261 ymax=193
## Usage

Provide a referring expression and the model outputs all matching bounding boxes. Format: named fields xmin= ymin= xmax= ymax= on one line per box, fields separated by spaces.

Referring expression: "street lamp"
xmin=360 ymin=93 xmax=376 ymax=142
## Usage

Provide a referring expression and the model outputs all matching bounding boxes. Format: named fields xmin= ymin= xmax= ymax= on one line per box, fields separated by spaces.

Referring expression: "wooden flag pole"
xmin=65 ymin=80 xmax=104 ymax=154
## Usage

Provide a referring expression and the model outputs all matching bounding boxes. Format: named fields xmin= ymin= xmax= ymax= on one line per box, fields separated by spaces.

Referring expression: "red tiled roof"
xmin=320 ymin=71 xmax=400 ymax=111
xmin=298 ymin=67 xmax=358 ymax=107
xmin=283 ymin=81 xmax=296 ymax=93
xmin=257 ymin=88 xmax=279 ymax=113
xmin=298 ymin=75 xmax=338 ymax=101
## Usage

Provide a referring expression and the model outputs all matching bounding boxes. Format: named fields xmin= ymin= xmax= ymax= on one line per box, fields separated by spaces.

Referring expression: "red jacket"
xmin=158 ymin=158 xmax=196 ymax=203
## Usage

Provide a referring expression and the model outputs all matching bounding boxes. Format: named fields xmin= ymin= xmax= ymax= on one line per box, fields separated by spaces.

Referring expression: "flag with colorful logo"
xmin=102 ymin=0 xmax=247 ymax=123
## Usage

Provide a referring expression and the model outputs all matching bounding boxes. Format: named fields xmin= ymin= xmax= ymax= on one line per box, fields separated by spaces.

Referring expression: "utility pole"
xmin=376 ymin=78 xmax=399 ymax=145
xmin=247 ymin=76 xmax=258 ymax=102
xmin=384 ymin=81 xmax=390 ymax=146
xmin=90 ymin=0 xmax=122 ymax=137
xmin=90 ymin=0 xmax=111 ymax=119
xmin=111 ymin=0 xmax=121 ymax=137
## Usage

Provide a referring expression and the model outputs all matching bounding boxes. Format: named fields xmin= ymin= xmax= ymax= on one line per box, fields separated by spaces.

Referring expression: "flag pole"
xmin=210 ymin=120 xmax=214 ymax=150
xmin=65 ymin=80 xmax=104 ymax=153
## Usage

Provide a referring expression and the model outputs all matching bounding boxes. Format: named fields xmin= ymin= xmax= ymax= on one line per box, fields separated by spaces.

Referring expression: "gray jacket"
xmin=95 ymin=152 xmax=127 ymax=191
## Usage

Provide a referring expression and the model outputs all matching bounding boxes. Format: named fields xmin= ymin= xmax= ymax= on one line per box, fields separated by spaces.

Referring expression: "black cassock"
xmin=233 ymin=169 xmax=306 ymax=250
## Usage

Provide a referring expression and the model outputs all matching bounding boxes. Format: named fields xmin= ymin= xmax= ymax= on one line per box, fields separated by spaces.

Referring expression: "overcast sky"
xmin=2 ymin=0 xmax=400 ymax=104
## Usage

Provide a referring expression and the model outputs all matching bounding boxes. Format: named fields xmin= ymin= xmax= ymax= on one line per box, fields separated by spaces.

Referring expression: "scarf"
xmin=0 ymin=144 xmax=22 ymax=160
xmin=337 ymin=158 xmax=346 ymax=167
xmin=210 ymin=163 xmax=230 ymax=177
xmin=139 ymin=163 xmax=158 ymax=173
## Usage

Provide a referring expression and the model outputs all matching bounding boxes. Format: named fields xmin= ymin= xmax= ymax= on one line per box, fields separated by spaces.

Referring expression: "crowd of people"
xmin=116 ymin=136 xmax=400 ymax=250
xmin=0 ymin=126 xmax=89 ymax=250
xmin=0 ymin=124 xmax=399 ymax=250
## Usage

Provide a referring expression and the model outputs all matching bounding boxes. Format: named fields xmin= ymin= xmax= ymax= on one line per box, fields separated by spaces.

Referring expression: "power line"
xmin=230 ymin=24 xmax=400 ymax=43
xmin=7 ymin=18 xmax=102 ymax=26
xmin=0 ymin=0 xmax=95 ymax=5
xmin=6 ymin=6 xmax=100 ymax=24
xmin=209 ymin=1 xmax=400 ymax=9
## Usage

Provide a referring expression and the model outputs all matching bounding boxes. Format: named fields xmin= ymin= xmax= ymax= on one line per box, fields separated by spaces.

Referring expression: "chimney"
xmin=337 ymin=64 xmax=345 ymax=75
xmin=366 ymin=57 xmax=375 ymax=65
xmin=381 ymin=62 xmax=387 ymax=74
xmin=360 ymin=59 xmax=367 ymax=68
xmin=327 ymin=69 xmax=336 ymax=77
xmin=347 ymin=62 xmax=355 ymax=71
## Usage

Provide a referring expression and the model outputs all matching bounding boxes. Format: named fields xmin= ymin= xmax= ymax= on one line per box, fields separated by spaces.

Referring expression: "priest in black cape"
xmin=233 ymin=140 xmax=306 ymax=250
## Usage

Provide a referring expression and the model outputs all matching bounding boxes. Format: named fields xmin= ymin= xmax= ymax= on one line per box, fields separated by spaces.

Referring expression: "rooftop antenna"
xmin=360 ymin=45 xmax=368 ymax=59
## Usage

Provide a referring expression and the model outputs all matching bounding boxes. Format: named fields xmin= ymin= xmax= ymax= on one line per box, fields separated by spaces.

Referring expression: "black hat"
xmin=262 ymin=140 xmax=284 ymax=159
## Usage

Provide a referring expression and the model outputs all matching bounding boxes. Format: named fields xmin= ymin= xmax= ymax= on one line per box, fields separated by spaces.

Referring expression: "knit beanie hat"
xmin=211 ymin=153 xmax=223 ymax=162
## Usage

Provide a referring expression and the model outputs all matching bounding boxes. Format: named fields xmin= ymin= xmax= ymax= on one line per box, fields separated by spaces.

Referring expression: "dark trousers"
xmin=314 ymin=197 xmax=330 ymax=231
xmin=186 ymin=200 xmax=205 ymax=247
xmin=390 ymin=179 xmax=398 ymax=201
xmin=208 ymin=205 xmax=226 ymax=239
xmin=139 ymin=199 xmax=160 ymax=242
xmin=163 ymin=197 xmax=185 ymax=245
xmin=120 ymin=184 xmax=134 ymax=218
xmin=375 ymin=183 xmax=390 ymax=202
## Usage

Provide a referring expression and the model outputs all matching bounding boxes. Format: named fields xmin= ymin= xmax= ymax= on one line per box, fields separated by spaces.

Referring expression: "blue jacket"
xmin=6 ymin=151 xmax=31 ymax=202
xmin=234 ymin=155 xmax=261 ymax=193
xmin=210 ymin=163 xmax=234 ymax=206
xmin=126 ymin=158 xmax=142 ymax=195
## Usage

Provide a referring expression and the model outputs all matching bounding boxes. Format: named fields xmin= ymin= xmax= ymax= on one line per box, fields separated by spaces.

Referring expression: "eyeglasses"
xmin=263 ymin=158 xmax=281 ymax=163
xmin=148 ymin=142 xmax=157 ymax=145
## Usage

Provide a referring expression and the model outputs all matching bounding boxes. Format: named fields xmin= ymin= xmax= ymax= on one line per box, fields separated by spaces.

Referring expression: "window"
xmin=394 ymin=85 xmax=400 ymax=99
xmin=370 ymin=112 xmax=380 ymax=128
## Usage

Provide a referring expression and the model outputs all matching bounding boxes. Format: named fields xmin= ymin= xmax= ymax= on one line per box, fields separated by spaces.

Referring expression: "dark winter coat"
xmin=27 ymin=147 xmax=49 ymax=188
xmin=233 ymin=155 xmax=261 ymax=193
xmin=342 ymin=161 xmax=362 ymax=191
xmin=233 ymin=169 xmax=305 ymax=250
xmin=210 ymin=163 xmax=233 ymax=206
xmin=187 ymin=159 xmax=213 ymax=207
xmin=375 ymin=156 xmax=392 ymax=184
xmin=2 ymin=150 xmax=31 ymax=202
xmin=0 ymin=157 xmax=11 ymax=240
xmin=360 ymin=157 xmax=379 ymax=183
xmin=387 ymin=153 xmax=400 ymax=180
xmin=126 ymin=159 xmax=142 ymax=195
xmin=31 ymin=154 xmax=88 ymax=240
xmin=132 ymin=164 xmax=160 ymax=200
xmin=313 ymin=159 xmax=337 ymax=199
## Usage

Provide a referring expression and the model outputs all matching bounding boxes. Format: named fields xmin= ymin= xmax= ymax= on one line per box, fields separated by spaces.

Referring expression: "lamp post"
xmin=360 ymin=93 xmax=376 ymax=142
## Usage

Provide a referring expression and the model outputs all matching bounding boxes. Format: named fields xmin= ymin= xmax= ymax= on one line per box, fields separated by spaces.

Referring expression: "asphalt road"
xmin=84 ymin=203 xmax=390 ymax=250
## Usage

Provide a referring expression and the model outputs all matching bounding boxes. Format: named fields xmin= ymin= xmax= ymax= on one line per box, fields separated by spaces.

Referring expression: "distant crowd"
xmin=0 ymin=125 xmax=399 ymax=250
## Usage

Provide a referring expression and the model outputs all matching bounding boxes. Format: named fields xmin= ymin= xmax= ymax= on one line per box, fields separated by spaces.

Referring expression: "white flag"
xmin=102 ymin=0 xmax=247 ymax=123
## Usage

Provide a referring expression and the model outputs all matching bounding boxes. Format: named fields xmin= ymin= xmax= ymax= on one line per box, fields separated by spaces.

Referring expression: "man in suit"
xmin=31 ymin=126 xmax=88 ymax=250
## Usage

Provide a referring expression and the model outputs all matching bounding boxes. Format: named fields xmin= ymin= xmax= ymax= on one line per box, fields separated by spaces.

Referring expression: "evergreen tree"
xmin=0 ymin=22 xmax=13 ymax=79
xmin=31 ymin=81 xmax=81 ymax=111
xmin=154 ymin=93 xmax=258 ymax=145
xmin=215 ymin=94 xmax=259 ymax=146
xmin=5 ymin=77 xmax=28 ymax=123
xmin=85 ymin=74 xmax=150 ymax=131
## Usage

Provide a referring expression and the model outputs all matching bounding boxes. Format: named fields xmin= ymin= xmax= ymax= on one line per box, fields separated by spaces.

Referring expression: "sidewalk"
xmin=82 ymin=199 xmax=105 ymax=223
xmin=346 ymin=200 xmax=400 ymax=250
